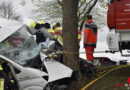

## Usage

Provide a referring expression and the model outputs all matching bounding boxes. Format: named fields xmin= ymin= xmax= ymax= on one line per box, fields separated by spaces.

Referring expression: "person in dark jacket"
xmin=35 ymin=23 xmax=46 ymax=44
xmin=44 ymin=23 xmax=55 ymax=35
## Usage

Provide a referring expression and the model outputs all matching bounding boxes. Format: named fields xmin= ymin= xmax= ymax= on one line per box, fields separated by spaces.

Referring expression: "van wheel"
xmin=44 ymin=84 xmax=51 ymax=90
xmin=44 ymin=84 xmax=68 ymax=90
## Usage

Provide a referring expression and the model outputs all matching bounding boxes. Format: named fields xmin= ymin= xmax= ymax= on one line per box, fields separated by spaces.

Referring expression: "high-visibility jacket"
xmin=54 ymin=27 xmax=62 ymax=35
xmin=54 ymin=27 xmax=63 ymax=43
xmin=1 ymin=64 xmax=16 ymax=90
xmin=0 ymin=65 xmax=4 ymax=90
xmin=0 ymin=78 xmax=4 ymax=90
xmin=84 ymin=19 xmax=98 ymax=47
xmin=78 ymin=30 xmax=81 ymax=40
xmin=48 ymin=29 xmax=55 ymax=35
xmin=29 ymin=21 xmax=36 ymax=28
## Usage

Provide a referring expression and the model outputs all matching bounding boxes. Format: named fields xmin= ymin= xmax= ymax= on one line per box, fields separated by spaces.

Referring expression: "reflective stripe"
xmin=0 ymin=79 xmax=4 ymax=90
xmin=0 ymin=65 xmax=3 ymax=71
xmin=87 ymin=43 xmax=96 ymax=46
xmin=84 ymin=39 xmax=88 ymax=42
xmin=84 ymin=32 xmax=87 ymax=42
xmin=48 ymin=29 xmax=54 ymax=34
xmin=78 ymin=34 xmax=81 ymax=39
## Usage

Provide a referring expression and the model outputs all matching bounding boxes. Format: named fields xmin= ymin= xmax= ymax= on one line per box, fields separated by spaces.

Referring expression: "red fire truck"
xmin=107 ymin=0 xmax=130 ymax=56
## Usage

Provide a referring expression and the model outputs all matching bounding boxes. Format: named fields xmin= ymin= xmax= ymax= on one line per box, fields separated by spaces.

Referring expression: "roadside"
xmin=82 ymin=65 xmax=130 ymax=90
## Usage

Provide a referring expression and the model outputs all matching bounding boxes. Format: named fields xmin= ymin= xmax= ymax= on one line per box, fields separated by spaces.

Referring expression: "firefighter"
xmin=29 ymin=21 xmax=37 ymax=28
xmin=44 ymin=23 xmax=55 ymax=35
xmin=29 ymin=21 xmax=45 ymax=29
xmin=0 ymin=65 xmax=4 ymax=90
xmin=83 ymin=14 xmax=98 ymax=74
xmin=53 ymin=22 xmax=63 ymax=43
xmin=0 ymin=63 xmax=14 ymax=90
xmin=29 ymin=21 xmax=46 ymax=44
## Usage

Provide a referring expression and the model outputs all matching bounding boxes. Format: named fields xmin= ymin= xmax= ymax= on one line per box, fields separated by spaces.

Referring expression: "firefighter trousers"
xmin=85 ymin=46 xmax=95 ymax=61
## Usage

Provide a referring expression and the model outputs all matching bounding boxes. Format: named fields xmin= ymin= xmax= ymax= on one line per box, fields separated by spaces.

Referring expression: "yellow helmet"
xmin=29 ymin=21 xmax=36 ymax=28
xmin=38 ymin=21 xmax=45 ymax=24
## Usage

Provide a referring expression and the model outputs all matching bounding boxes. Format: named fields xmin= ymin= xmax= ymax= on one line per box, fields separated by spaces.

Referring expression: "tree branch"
xmin=78 ymin=0 xmax=87 ymax=19
xmin=78 ymin=0 xmax=92 ymax=20
xmin=79 ymin=0 xmax=98 ymax=30
xmin=78 ymin=0 xmax=86 ymax=9
xmin=79 ymin=0 xmax=98 ymax=21
xmin=87 ymin=0 xmax=98 ymax=14
xmin=57 ymin=0 xmax=62 ymax=6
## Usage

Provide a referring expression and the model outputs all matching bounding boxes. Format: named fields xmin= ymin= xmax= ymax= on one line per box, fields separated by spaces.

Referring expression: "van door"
xmin=116 ymin=0 xmax=130 ymax=30
xmin=6 ymin=63 xmax=20 ymax=90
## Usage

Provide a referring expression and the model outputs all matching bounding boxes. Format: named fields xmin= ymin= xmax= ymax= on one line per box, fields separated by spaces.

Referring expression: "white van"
xmin=0 ymin=18 xmax=73 ymax=90
xmin=0 ymin=55 xmax=48 ymax=90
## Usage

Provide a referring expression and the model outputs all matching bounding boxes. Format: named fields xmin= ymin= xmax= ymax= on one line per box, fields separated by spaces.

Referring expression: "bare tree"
xmin=22 ymin=0 xmax=103 ymax=30
xmin=0 ymin=1 xmax=22 ymax=21
xmin=56 ymin=0 xmax=98 ymax=30
xmin=78 ymin=0 xmax=98 ymax=30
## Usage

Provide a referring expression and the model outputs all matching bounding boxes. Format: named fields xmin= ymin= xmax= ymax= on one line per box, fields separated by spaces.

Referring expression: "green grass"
xmin=86 ymin=65 xmax=130 ymax=90
xmin=81 ymin=65 xmax=118 ymax=87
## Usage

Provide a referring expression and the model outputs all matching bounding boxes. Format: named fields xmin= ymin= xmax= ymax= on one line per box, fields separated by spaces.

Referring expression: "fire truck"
xmin=107 ymin=0 xmax=130 ymax=56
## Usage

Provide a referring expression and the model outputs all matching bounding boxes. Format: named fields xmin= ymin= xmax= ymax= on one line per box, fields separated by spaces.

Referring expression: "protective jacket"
xmin=84 ymin=19 xmax=98 ymax=47
xmin=48 ymin=29 xmax=55 ymax=35
xmin=54 ymin=27 xmax=62 ymax=35
xmin=0 ymin=65 xmax=12 ymax=90
xmin=54 ymin=27 xmax=63 ymax=43
xmin=36 ymin=31 xmax=46 ymax=44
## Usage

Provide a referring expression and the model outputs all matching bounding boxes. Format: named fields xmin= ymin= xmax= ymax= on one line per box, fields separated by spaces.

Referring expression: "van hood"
xmin=25 ymin=67 xmax=48 ymax=77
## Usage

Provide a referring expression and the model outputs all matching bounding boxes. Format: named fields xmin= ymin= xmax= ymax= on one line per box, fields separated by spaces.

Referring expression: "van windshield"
xmin=0 ymin=26 xmax=40 ymax=65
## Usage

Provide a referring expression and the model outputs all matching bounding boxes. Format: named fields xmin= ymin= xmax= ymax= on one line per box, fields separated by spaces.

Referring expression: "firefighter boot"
xmin=87 ymin=60 xmax=97 ymax=75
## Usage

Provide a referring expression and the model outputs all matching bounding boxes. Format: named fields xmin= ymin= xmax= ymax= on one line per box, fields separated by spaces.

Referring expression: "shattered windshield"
xmin=0 ymin=26 xmax=40 ymax=65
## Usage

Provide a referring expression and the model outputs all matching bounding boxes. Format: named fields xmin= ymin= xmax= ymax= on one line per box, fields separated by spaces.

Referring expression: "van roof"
xmin=0 ymin=18 xmax=24 ymax=43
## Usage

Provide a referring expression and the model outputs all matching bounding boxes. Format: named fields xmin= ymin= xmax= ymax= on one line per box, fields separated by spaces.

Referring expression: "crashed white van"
xmin=0 ymin=19 xmax=73 ymax=90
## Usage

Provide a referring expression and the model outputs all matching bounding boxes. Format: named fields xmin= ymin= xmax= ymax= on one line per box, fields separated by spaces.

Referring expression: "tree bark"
xmin=62 ymin=0 xmax=81 ymax=89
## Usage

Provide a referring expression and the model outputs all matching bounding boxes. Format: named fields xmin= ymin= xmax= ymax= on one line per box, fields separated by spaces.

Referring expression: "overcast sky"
xmin=11 ymin=0 xmax=36 ymax=25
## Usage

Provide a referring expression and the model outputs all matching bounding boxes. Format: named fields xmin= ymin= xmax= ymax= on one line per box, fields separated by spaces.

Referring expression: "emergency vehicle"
xmin=107 ymin=0 xmax=130 ymax=56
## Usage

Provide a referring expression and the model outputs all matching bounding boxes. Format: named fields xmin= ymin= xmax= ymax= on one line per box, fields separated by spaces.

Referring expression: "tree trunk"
xmin=62 ymin=0 xmax=81 ymax=89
